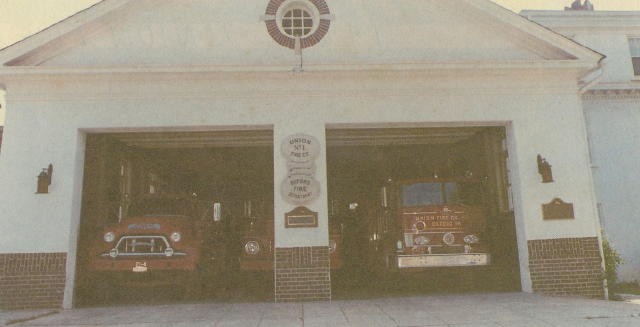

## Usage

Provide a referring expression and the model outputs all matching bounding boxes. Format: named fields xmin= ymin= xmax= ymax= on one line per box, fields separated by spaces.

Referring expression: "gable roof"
xmin=0 ymin=0 xmax=603 ymax=74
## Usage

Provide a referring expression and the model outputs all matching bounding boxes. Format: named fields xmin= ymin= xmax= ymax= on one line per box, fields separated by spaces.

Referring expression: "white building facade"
xmin=524 ymin=9 xmax=640 ymax=283
xmin=0 ymin=0 xmax=607 ymax=309
xmin=1 ymin=90 xmax=5 ymax=150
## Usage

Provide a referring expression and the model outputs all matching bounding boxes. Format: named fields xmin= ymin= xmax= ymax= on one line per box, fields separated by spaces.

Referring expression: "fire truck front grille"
xmin=427 ymin=245 xmax=465 ymax=254
xmin=100 ymin=235 xmax=186 ymax=258
xmin=117 ymin=236 xmax=169 ymax=255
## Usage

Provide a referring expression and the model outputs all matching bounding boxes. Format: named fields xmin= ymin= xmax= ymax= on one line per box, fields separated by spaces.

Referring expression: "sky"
xmin=1 ymin=0 xmax=640 ymax=49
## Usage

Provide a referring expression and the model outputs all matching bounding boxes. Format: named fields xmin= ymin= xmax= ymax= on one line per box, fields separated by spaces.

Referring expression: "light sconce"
xmin=537 ymin=155 xmax=554 ymax=183
xmin=36 ymin=164 xmax=53 ymax=194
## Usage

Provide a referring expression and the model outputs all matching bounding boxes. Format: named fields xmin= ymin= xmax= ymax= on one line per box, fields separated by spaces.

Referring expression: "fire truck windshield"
xmin=402 ymin=183 xmax=443 ymax=207
xmin=401 ymin=182 xmax=482 ymax=207
xmin=128 ymin=197 xmax=197 ymax=218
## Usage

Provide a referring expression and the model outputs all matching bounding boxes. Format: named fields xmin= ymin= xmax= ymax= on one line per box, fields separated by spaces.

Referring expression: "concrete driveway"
xmin=2 ymin=293 xmax=640 ymax=326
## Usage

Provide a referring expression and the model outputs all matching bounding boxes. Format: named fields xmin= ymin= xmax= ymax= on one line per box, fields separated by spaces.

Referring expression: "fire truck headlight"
xmin=415 ymin=236 xmax=431 ymax=245
xmin=244 ymin=241 xmax=260 ymax=255
xmin=464 ymin=234 xmax=479 ymax=244
xmin=329 ymin=240 xmax=337 ymax=254
xmin=104 ymin=232 xmax=115 ymax=243
xmin=170 ymin=232 xmax=181 ymax=242
xmin=443 ymin=232 xmax=455 ymax=245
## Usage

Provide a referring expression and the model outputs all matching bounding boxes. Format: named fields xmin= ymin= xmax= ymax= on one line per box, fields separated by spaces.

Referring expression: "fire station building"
xmin=0 ymin=0 xmax=608 ymax=309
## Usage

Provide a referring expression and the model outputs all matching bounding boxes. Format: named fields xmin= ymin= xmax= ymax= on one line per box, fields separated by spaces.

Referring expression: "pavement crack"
xmin=212 ymin=304 xmax=233 ymax=327
xmin=5 ymin=311 xmax=59 ymax=326
xmin=338 ymin=304 xmax=351 ymax=325
xmin=374 ymin=302 xmax=398 ymax=325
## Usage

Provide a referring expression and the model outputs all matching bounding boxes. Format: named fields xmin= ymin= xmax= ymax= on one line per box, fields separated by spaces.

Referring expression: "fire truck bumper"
xmin=393 ymin=253 xmax=491 ymax=268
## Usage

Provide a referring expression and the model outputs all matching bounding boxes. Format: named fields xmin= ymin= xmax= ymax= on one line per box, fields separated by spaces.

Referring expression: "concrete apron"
xmin=2 ymin=293 xmax=640 ymax=327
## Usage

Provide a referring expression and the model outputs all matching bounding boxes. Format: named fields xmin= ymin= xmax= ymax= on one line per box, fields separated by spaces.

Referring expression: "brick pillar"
xmin=275 ymin=246 xmax=331 ymax=302
xmin=0 ymin=253 xmax=67 ymax=309
xmin=528 ymin=237 xmax=604 ymax=298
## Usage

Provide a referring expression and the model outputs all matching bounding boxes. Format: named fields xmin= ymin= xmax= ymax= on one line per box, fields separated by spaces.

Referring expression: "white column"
xmin=273 ymin=121 xmax=328 ymax=248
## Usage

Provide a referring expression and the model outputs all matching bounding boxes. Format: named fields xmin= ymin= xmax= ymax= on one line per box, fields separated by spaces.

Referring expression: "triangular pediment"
xmin=0 ymin=0 xmax=602 ymax=70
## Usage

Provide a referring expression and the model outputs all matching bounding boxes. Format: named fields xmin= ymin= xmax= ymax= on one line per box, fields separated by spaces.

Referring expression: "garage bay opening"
xmin=326 ymin=126 xmax=521 ymax=298
xmin=74 ymin=130 xmax=274 ymax=306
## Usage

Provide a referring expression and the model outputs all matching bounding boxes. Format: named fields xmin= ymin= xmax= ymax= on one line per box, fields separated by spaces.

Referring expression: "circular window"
xmin=282 ymin=8 xmax=314 ymax=37
xmin=265 ymin=0 xmax=331 ymax=50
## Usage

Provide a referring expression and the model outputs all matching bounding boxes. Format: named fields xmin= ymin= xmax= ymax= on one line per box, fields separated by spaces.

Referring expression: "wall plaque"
xmin=285 ymin=206 xmax=318 ymax=228
xmin=281 ymin=133 xmax=320 ymax=163
xmin=287 ymin=162 xmax=316 ymax=177
xmin=542 ymin=198 xmax=575 ymax=220
xmin=281 ymin=133 xmax=321 ymax=205
xmin=281 ymin=175 xmax=321 ymax=205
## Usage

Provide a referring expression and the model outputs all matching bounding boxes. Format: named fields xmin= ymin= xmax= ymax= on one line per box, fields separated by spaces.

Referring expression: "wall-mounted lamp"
xmin=36 ymin=164 xmax=53 ymax=194
xmin=537 ymin=155 xmax=554 ymax=183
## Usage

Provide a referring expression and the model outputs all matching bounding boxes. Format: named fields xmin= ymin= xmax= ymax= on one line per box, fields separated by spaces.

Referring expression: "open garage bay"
xmin=326 ymin=126 xmax=521 ymax=299
xmin=74 ymin=129 xmax=275 ymax=306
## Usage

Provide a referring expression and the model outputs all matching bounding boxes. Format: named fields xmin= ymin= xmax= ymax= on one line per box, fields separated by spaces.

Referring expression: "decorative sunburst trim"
xmin=264 ymin=0 xmax=332 ymax=51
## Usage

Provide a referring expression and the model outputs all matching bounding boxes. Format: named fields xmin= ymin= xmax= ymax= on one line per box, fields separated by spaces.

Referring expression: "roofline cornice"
xmin=583 ymin=82 xmax=640 ymax=99
xmin=464 ymin=1 xmax=604 ymax=63
xmin=521 ymin=10 xmax=640 ymax=18
xmin=520 ymin=10 xmax=640 ymax=31
xmin=583 ymin=88 xmax=640 ymax=99
xmin=0 ymin=60 xmax=599 ymax=77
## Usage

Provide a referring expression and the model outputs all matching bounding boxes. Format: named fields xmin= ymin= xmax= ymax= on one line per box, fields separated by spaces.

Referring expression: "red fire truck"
xmin=87 ymin=195 xmax=224 ymax=288
xmin=369 ymin=177 xmax=490 ymax=270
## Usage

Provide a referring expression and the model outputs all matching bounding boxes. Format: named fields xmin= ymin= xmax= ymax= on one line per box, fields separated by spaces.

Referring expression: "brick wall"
xmin=528 ymin=237 xmax=604 ymax=298
xmin=275 ymin=246 xmax=331 ymax=302
xmin=0 ymin=253 xmax=67 ymax=309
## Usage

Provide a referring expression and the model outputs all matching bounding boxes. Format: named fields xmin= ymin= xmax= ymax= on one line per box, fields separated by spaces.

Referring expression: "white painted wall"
xmin=0 ymin=1 xmax=606 ymax=306
xmin=0 ymin=89 xmax=5 ymax=125
xmin=31 ymin=0 xmax=567 ymax=69
xmin=524 ymin=10 xmax=640 ymax=282
xmin=521 ymin=11 xmax=640 ymax=84
xmin=573 ymin=33 xmax=636 ymax=83
xmin=0 ymin=71 xmax=601 ymax=298
xmin=584 ymin=98 xmax=640 ymax=282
